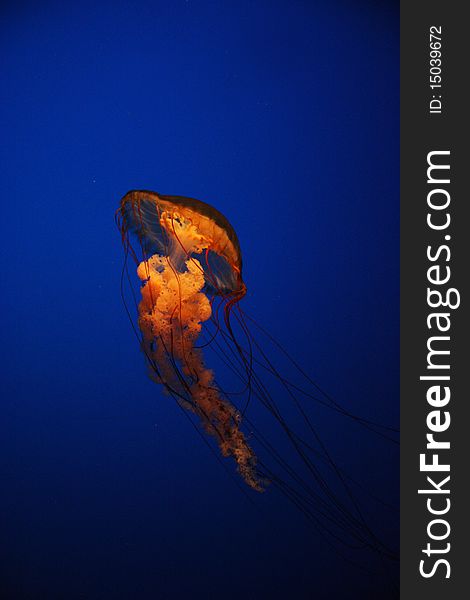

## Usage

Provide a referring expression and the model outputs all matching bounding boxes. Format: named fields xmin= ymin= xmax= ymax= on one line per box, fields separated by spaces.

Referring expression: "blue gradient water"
xmin=1 ymin=2 xmax=398 ymax=598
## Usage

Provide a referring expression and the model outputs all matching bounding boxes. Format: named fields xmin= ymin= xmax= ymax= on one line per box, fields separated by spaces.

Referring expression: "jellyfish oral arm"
xmin=136 ymin=253 xmax=262 ymax=491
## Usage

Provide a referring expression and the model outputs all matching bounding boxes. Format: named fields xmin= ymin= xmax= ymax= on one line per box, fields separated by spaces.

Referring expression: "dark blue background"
xmin=1 ymin=1 xmax=399 ymax=598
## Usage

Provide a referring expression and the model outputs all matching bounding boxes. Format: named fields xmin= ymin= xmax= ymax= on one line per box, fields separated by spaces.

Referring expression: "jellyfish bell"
xmin=119 ymin=190 xmax=246 ymax=300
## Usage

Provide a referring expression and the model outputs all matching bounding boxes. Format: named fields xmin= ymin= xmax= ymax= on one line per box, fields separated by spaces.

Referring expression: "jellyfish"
xmin=117 ymin=190 xmax=260 ymax=490
xmin=116 ymin=189 xmax=398 ymax=584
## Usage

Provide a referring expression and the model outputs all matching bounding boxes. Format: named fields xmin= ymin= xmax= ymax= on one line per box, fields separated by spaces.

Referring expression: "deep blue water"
xmin=1 ymin=2 xmax=399 ymax=598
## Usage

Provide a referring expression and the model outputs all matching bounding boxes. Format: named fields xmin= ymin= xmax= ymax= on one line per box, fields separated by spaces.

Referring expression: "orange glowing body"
xmin=118 ymin=190 xmax=260 ymax=490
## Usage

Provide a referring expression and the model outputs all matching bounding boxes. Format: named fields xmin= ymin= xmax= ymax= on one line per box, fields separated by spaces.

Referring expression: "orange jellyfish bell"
xmin=118 ymin=190 xmax=247 ymax=301
xmin=117 ymin=190 xmax=261 ymax=490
